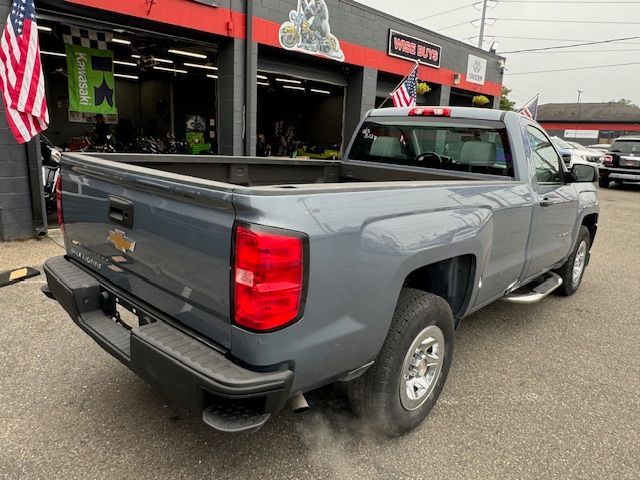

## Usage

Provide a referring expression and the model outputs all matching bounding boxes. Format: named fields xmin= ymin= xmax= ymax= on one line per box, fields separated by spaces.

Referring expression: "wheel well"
xmin=582 ymin=213 xmax=598 ymax=244
xmin=403 ymin=255 xmax=475 ymax=320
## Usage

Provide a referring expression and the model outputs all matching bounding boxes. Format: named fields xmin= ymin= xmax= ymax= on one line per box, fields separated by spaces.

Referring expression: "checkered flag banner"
xmin=62 ymin=26 xmax=113 ymax=50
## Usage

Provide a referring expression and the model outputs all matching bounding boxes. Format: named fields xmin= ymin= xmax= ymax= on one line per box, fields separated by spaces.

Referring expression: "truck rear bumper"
xmin=599 ymin=167 xmax=640 ymax=182
xmin=42 ymin=255 xmax=293 ymax=433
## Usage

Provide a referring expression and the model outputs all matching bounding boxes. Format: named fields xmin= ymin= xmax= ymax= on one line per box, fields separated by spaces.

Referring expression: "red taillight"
xmin=409 ymin=107 xmax=451 ymax=117
xmin=233 ymin=224 xmax=306 ymax=332
xmin=55 ymin=173 xmax=64 ymax=232
xmin=603 ymin=154 xmax=613 ymax=165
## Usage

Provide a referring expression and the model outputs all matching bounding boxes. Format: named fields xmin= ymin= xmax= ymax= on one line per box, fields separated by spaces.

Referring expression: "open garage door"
xmin=37 ymin=13 xmax=220 ymax=155
xmin=256 ymin=73 xmax=344 ymax=159
xmin=257 ymin=49 xmax=346 ymax=159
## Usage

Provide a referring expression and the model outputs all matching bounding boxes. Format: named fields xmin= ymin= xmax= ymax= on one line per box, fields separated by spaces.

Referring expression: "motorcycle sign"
xmin=279 ymin=0 xmax=345 ymax=62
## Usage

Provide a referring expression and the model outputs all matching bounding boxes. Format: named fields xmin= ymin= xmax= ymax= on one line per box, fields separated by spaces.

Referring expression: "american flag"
xmin=0 ymin=0 xmax=48 ymax=144
xmin=391 ymin=63 xmax=419 ymax=108
xmin=518 ymin=95 xmax=539 ymax=120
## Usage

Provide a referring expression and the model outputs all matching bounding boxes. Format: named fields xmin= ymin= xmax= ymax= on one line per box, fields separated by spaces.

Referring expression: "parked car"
xmin=586 ymin=143 xmax=612 ymax=153
xmin=564 ymin=140 xmax=583 ymax=149
xmin=550 ymin=136 xmax=604 ymax=165
xmin=599 ymin=135 xmax=640 ymax=187
xmin=42 ymin=107 xmax=599 ymax=437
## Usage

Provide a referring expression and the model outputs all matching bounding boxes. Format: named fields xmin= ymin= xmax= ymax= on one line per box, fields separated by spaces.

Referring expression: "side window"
xmin=526 ymin=125 xmax=562 ymax=183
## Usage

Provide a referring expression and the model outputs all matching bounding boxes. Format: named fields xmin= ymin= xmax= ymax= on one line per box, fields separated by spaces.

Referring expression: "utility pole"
xmin=478 ymin=0 xmax=489 ymax=48
xmin=574 ymin=89 xmax=584 ymax=141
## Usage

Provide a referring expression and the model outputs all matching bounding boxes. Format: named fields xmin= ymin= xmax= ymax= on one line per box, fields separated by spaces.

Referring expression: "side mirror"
xmin=571 ymin=163 xmax=598 ymax=183
xmin=559 ymin=149 xmax=572 ymax=164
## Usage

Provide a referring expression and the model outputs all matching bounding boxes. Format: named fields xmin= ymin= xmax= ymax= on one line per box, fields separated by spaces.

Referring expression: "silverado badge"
xmin=107 ymin=229 xmax=136 ymax=254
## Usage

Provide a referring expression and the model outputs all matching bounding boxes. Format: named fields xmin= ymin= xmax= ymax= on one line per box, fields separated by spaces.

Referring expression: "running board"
xmin=502 ymin=272 xmax=563 ymax=304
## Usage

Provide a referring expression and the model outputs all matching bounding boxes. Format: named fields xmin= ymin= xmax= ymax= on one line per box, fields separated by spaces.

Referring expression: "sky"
xmin=353 ymin=0 xmax=640 ymax=108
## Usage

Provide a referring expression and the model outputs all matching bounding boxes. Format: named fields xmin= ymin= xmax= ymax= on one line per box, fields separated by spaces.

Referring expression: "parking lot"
xmin=1 ymin=185 xmax=638 ymax=480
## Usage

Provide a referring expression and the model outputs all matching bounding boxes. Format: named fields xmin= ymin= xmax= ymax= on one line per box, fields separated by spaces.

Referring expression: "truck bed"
xmin=77 ymin=153 xmax=510 ymax=187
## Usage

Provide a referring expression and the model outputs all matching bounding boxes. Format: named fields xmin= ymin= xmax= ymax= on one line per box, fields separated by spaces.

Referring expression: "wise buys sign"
xmin=388 ymin=30 xmax=441 ymax=68
xmin=65 ymin=44 xmax=117 ymax=116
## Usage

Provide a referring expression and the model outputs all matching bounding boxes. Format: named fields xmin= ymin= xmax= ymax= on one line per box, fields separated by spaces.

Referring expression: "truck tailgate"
xmin=60 ymin=155 xmax=235 ymax=348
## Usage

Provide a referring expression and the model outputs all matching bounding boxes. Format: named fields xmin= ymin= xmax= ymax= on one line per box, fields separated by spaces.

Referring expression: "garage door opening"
xmin=450 ymin=88 xmax=493 ymax=108
xmin=375 ymin=73 xmax=442 ymax=108
xmin=257 ymin=73 xmax=344 ymax=159
xmin=38 ymin=16 xmax=219 ymax=155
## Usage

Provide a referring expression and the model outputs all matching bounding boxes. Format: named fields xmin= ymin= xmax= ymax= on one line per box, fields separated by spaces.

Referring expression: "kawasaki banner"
xmin=65 ymin=44 xmax=117 ymax=115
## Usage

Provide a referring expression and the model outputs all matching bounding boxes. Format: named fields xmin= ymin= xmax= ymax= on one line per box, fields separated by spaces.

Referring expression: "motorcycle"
xmin=279 ymin=3 xmax=340 ymax=57
xmin=65 ymin=133 xmax=117 ymax=153
xmin=40 ymin=135 xmax=61 ymax=216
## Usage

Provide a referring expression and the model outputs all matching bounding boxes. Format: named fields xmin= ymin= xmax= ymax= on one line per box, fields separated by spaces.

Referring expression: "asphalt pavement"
xmin=1 ymin=185 xmax=639 ymax=480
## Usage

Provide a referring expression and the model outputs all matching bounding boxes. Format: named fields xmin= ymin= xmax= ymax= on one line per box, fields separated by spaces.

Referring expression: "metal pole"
xmin=378 ymin=62 xmax=418 ymax=108
xmin=169 ymin=78 xmax=175 ymax=136
xmin=574 ymin=89 xmax=583 ymax=141
xmin=25 ymin=135 xmax=47 ymax=237
xmin=478 ymin=0 xmax=489 ymax=48
xmin=244 ymin=0 xmax=255 ymax=156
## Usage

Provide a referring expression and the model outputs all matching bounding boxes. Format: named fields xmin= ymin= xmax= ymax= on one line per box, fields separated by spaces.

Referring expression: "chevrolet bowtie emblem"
xmin=107 ymin=229 xmax=136 ymax=254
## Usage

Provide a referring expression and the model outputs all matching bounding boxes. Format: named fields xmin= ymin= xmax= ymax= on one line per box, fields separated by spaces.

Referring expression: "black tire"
xmin=347 ymin=288 xmax=454 ymax=437
xmin=598 ymin=176 xmax=610 ymax=188
xmin=554 ymin=225 xmax=591 ymax=296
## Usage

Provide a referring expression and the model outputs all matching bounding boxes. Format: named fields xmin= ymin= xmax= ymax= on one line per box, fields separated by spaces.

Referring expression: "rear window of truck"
xmin=348 ymin=117 xmax=514 ymax=177
xmin=610 ymin=139 xmax=640 ymax=154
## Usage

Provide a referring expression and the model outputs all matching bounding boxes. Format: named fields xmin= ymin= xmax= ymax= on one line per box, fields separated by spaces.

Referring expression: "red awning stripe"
xmin=65 ymin=0 xmax=247 ymax=38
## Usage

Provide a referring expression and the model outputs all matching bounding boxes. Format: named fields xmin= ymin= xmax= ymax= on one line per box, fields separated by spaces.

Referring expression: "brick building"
xmin=538 ymin=102 xmax=640 ymax=146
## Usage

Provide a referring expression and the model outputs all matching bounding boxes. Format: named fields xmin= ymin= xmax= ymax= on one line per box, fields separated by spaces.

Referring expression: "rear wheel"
xmin=598 ymin=176 xmax=610 ymax=188
xmin=347 ymin=288 xmax=454 ymax=436
xmin=555 ymin=225 xmax=591 ymax=296
xmin=279 ymin=24 xmax=300 ymax=49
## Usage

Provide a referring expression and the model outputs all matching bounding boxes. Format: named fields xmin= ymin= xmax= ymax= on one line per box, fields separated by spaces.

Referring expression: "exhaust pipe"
xmin=289 ymin=392 xmax=309 ymax=413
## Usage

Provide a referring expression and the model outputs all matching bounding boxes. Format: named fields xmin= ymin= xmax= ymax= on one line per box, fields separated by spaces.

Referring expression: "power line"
xmin=484 ymin=35 xmax=640 ymax=45
xmin=505 ymin=61 xmax=640 ymax=76
xmin=439 ymin=20 xmax=477 ymax=31
xmin=447 ymin=18 xmax=640 ymax=33
xmin=413 ymin=2 xmax=475 ymax=22
xmin=496 ymin=18 xmax=640 ymax=25
xmin=511 ymin=48 xmax=640 ymax=53
xmin=500 ymin=0 xmax=638 ymax=3
xmin=499 ymin=35 xmax=640 ymax=53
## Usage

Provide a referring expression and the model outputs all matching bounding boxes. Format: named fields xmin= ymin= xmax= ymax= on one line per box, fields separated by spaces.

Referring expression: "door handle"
xmin=108 ymin=196 xmax=134 ymax=228
xmin=539 ymin=197 xmax=554 ymax=207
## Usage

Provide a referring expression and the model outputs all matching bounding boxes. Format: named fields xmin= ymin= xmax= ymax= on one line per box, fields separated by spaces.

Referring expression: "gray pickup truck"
xmin=43 ymin=107 xmax=599 ymax=436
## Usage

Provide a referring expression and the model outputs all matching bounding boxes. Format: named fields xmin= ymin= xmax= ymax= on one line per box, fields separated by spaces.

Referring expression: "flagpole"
xmin=519 ymin=93 xmax=539 ymax=111
xmin=378 ymin=62 xmax=420 ymax=108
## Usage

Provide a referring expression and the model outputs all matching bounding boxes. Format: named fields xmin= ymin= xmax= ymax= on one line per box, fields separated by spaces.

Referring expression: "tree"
xmin=500 ymin=86 xmax=516 ymax=111
xmin=610 ymin=98 xmax=637 ymax=107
